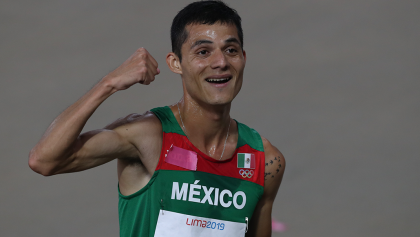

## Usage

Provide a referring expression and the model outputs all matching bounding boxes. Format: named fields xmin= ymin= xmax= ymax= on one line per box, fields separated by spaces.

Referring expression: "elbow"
xmin=28 ymin=150 xmax=54 ymax=176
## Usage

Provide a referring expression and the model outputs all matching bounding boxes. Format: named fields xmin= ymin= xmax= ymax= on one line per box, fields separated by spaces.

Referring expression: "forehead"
xmin=184 ymin=23 xmax=240 ymax=44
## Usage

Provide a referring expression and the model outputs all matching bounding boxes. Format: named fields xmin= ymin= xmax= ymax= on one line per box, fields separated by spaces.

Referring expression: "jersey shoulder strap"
xmin=150 ymin=106 xmax=185 ymax=136
xmin=235 ymin=120 xmax=264 ymax=152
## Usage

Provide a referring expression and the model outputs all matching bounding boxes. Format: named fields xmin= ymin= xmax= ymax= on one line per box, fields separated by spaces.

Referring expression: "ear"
xmin=166 ymin=52 xmax=182 ymax=74
xmin=242 ymin=50 xmax=247 ymax=63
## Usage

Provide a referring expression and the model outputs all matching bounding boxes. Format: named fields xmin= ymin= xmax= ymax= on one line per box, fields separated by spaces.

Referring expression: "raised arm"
xmin=246 ymin=137 xmax=286 ymax=237
xmin=29 ymin=48 xmax=160 ymax=176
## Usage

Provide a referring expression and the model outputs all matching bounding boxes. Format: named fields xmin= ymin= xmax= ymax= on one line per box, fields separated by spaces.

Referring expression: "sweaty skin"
xmin=29 ymin=23 xmax=285 ymax=237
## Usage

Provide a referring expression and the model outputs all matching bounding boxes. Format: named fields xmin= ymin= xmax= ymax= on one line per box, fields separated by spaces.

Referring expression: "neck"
xmin=173 ymin=95 xmax=236 ymax=159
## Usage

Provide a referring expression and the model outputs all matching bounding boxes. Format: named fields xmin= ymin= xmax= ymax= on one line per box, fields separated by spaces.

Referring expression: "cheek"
xmin=235 ymin=57 xmax=246 ymax=65
xmin=229 ymin=57 xmax=245 ymax=69
xmin=186 ymin=61 xmax=207 ymax=74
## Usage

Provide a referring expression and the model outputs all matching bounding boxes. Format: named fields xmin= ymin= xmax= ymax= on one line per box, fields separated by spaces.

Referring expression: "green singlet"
xmin=118 ymin=106 xmax=265 ymax=237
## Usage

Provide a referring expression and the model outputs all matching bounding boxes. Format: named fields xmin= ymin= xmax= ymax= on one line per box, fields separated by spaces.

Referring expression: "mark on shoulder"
xmin=261 ymin=136 xmax=285 ymax=181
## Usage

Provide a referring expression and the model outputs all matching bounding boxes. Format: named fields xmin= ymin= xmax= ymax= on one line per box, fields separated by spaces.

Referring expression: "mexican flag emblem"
xmin=237 ymin=153 xmax=255 ymax=169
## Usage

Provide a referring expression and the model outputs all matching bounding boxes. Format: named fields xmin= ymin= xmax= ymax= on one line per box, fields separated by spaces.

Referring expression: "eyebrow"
xmin=190 ymin=37 xmax=242 ymax=49
xmin=191 ymin=40 xmax=213 ymax=49
xmin=225 ymin=37 xmax=241 ymax=45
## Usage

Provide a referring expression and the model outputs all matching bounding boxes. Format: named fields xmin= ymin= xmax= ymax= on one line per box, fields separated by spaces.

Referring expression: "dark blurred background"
xmin=1 ymin=0 xmax=419 ymax=236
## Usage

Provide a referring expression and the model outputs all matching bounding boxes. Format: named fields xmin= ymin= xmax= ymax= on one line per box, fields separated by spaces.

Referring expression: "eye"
xmin=198 ymin=50 xmax=208 ymax=55
xmin=226 ymin=48 xmax=238 ymax=54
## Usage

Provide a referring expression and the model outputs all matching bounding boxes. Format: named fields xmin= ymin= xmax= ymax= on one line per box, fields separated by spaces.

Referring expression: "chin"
xmin=206 ymin=96 xmax=234 ymax=105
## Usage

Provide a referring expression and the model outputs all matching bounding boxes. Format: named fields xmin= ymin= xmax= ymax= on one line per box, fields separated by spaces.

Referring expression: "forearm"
xmin=29 ymin=78 xmax=116 ymax=175
xmin=246 ymin=201 xmax=273 ymax=237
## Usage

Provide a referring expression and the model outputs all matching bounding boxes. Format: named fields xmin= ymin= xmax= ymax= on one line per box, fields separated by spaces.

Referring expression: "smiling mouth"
xmin=205 ymin=77 xmax=232 ymax=84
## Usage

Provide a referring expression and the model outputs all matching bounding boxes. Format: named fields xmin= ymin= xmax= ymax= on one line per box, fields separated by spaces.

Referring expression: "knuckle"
xmin=135 ymin=48 xmax=148 ymax=58
xmin=138 ymin=67 xmax=148 ymax=74
xmin=137 ymin=60 xmax=146 ymax=67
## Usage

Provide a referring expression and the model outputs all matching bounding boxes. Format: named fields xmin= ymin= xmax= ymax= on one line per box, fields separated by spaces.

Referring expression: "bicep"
xmin=56 ymin=128 xmax=138 ymax=174
xmin=264 ymin=151 xmax=285 ymax=201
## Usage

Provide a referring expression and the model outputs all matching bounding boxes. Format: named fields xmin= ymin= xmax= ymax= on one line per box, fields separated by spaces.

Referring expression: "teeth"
xmin=207 ymin=78 xmax=229 ymax=82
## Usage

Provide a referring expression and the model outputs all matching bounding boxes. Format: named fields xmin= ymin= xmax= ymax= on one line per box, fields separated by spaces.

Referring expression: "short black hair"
xmin=171 ymin=0 xmax=243 ymax=61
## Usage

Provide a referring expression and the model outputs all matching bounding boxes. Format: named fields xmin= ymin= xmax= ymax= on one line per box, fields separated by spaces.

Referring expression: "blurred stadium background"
xmin=1 ymin=0 xmax=419 ymax=236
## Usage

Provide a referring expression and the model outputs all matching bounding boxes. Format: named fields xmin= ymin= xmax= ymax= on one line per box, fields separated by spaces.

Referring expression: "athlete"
xmin=29 ymin=1 xmax=285 ymax=236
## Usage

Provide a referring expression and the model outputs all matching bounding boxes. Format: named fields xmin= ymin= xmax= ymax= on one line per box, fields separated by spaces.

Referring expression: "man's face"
xmin=178 ymin=23 xmax=246 ymax=106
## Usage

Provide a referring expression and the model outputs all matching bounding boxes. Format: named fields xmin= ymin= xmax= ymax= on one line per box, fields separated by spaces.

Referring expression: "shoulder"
xmin=105 ymin=111 xmax=161 ymax=132
xmin=262 ymin=136 xmax=285 ymax=168
xmin=261 ymin=136 xmax=285 ymax=201
xmin=104 ymin=111 xmax=163 ymax=146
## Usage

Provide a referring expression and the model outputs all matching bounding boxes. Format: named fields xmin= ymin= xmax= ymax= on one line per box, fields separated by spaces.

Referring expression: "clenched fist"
xmin=103 ymin=48 xmax=160 ymax=91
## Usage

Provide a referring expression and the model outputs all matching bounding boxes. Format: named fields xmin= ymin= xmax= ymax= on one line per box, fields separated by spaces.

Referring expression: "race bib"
xmin=154 ymin=210 xmax=246 ymax=237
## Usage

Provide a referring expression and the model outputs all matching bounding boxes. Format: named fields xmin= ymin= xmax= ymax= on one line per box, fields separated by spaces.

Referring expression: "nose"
xmin=210 ymin=49 xmax=228 ymax=70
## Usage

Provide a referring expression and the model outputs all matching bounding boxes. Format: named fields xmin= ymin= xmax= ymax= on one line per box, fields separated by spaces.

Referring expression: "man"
xmin=29 ymin=1 xmax=285 ymax=236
